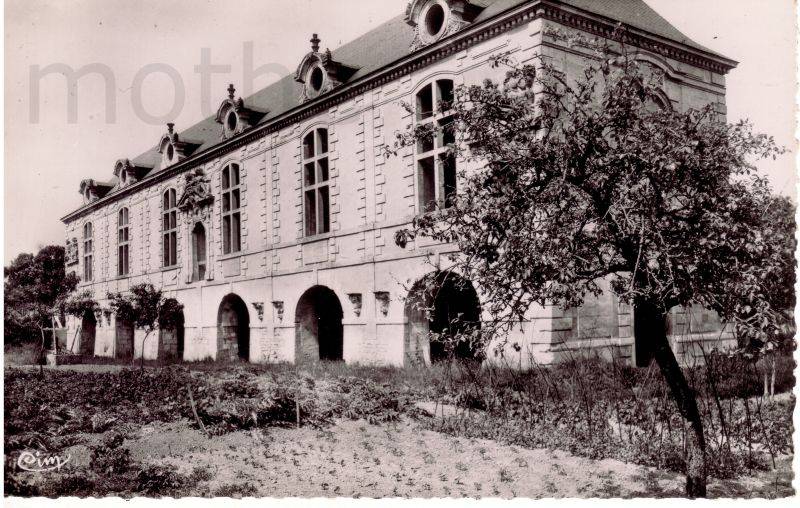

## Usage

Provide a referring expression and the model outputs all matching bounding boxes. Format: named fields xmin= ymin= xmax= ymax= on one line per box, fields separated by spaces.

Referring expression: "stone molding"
xmin=62 ymin=0 xmax=735 ymax=222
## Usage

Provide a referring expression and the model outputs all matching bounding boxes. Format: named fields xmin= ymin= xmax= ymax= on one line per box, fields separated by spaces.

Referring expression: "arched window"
xmin=415 ymin=78 xmax=456 ymax=213
xmin=302 ymin=128 xmax=330 ymax=236
xmin=82 ymin=222 xmax=93 ymax=282
xmin=162 ymin=189 xmax=178 ymax=267
xmin=117 ymin=207 xmax=130 ymax=276
xmin=221 ymin=163 xmax=242 ymax=254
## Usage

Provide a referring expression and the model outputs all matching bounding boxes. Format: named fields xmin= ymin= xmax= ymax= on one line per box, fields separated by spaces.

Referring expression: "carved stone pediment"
xmin=65 ymin=238 xmax=79 ymax=266
xmin=177 ymin=168 xmax=214 ymax=214
xmin=294 ymin=34 xmax=358 ymax=103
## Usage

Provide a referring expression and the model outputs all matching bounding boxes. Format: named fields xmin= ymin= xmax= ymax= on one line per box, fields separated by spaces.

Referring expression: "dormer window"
xmin=79 ymin=179 xmax=113 ymax=204
xmin=215 ymin=84 xmax=266 ymax=141
xmin=113 ymin=159 xmax=152 ymax=189
xmin=294 ymin=34 xmax=357 ymax=103
xmin=157 ymin=123 xmax=199 ymax=168
xmin=404 ymin=0 xmax=484 ymax=50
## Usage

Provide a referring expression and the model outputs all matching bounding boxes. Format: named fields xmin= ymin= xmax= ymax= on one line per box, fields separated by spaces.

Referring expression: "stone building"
xmin=62 ymin=0 xmax=737 ymax=367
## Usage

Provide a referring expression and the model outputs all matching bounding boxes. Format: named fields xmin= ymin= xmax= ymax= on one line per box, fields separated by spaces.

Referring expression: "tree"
xmin=107 ymin=283 xmax=184 ymax=369
xmin=392 ymin=32 xmax=791 ymax=497
xmin=4 ymin=245 xmax=80 ymax=345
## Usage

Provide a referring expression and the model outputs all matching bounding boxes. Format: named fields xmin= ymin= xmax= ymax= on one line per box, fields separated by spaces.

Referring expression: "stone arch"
xmin=115 ymin=317 xmax=134 ymax=360
xmin=79 ymin=310 xmax=96 ymax=356
xmin=404 ymin=271 xmax=482 ymax=365
xmin=217 ymin=293 xmax=250 ymax=361
xmin=295 ymin=285 xmax=344 ymax=363
xmin=158 ymin=305 xmax=185 ymax=362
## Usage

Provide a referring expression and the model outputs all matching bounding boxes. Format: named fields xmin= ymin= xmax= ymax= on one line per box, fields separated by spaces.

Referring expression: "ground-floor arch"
xmin=295 ymin=285 xmax=344 ymax=363
xmin=115 ymin=317 xmax=134 ymax=360
xmin=159 ymin=304 xmax=185 ymax=361
xmin=217 ymin=293 xmax=250 ymax=361
xmin=79 ymin=310 xmax=96 ymax=356
xmin=405 ymin=271 xmax=482 ymax=365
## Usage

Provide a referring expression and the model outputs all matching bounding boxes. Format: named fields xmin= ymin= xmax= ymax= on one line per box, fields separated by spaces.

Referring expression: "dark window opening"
xmin=221 ymin=163 xmax=242 ymax=255
xmin=303 ymin=128 xmax=331 ymax=236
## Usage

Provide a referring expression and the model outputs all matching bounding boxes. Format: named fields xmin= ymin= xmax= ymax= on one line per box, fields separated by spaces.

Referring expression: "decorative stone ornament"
xmin=252 ymin=302 xmax=265 ymax=322
xmin=294 ymin=34 xmax=358 ymax=103
xmin=65 ymin=238 xmax=79 ymax=266
xmin=404 ymin=0 xmax=483 ymax=51
xmin=177 ymin=168 xmax=214 ymax=215
xmin=347 ymin=293 xmax=363 ymax=317
xmin=272 ymin=301 xmax=285 ymax=323
xmin=374 ymin=291 xmax=391 ymax=317
xmin=157 ymin=123 xmax=199 ymax=168
xmin=215 ymin=84 xmax=267 ymax=140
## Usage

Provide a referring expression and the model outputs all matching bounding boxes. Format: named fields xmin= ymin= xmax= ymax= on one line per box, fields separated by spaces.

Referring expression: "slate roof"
xmin=92 ymin=0 xmax=728 ymax=204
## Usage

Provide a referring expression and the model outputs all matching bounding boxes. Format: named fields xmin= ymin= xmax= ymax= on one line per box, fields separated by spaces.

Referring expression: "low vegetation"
xmin=3 ymin=351 xmax=794 ymax=497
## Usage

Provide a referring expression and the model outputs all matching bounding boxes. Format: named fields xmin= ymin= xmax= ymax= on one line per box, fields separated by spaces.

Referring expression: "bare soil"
xmin=47 ymin=417 xmax=792 ymax=499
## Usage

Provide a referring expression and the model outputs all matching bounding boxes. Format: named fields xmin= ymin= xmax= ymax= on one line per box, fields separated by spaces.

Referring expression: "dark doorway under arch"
xmin=79 ymin=310 xmax=96 ymax=356
xmin=115 ymin=318 xmax=134 ymax=360
xmin=217 ymin=294 xmax=250 ymax=361
xmin=159 ymin=306 xmax=185 ymax=362
xmin=295 ymin=286 xmax=344 ymax=363
xmin=405 ymin=272 xmax=482 ymax=365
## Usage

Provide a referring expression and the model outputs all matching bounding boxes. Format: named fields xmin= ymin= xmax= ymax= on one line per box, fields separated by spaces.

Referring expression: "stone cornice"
xmin=62 ymin=0 xmax=735 ymax=224
xmin=537 ymin=1 xmax=737 ymax=75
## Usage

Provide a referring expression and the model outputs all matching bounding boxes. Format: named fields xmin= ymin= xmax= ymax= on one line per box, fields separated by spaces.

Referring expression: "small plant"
xmin=212 ymin=482 xmax=257 ymax=498
xmin=498 ymin=467 xmax=514 ymax=483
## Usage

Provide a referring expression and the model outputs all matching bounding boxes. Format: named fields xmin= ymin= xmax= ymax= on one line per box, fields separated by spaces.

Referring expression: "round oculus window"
xmin=309 ymin=66 xmax=325 ymax=93
xmin=226 ymin=111 xmax=238 ymax=133
xmin=424 ymin=3 xmax=446 ymax=37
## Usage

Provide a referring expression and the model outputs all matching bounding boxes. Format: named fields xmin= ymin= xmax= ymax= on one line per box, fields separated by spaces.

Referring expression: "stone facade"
xmin=62 ymin=0 xmax=738 ymax=367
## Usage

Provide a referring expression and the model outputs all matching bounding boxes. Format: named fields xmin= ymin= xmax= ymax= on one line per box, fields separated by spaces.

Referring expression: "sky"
xmin=3 ymin=0 xmax=797 ymax=261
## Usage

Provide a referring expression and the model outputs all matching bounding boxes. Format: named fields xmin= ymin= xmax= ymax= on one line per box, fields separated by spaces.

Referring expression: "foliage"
xmin=108 ymin=284 xmax=158 ymax=332
xmin=3 ymin=357 xmax=794 ymax=497
xmin=390 ymin=29 xmax=792 ymax=496
xmin=419 ymin=352 xmax=794 ymax=480
xmin=63 ymin=290 xmax=100 ymax=318
xmin=158 ymin=298 xmax=185 ymax=330
xmin=4 ymin=245 xmax=80 ymax=344
xmin=107 ymin=284 xmax=184 ymax=333
xmin=391 ymin=31 xmax=791 ymax=349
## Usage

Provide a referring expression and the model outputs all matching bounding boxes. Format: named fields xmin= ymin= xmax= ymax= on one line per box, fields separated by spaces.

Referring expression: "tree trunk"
xmin=635 ymin=302 xmax=707 ymax=498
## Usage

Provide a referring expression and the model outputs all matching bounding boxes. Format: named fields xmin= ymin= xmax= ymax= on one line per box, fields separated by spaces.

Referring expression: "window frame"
xmin=302 ymin=128 xmax=331 ymax=237
xmin=414 ymin=78 xmax=457 ymax=214
xmin=82 ymin=222 xmax=93 ymax=282
xmin=162 ymin=188 xmax=178 ymax=267
xmin=117 ymin=207 xmax=130 ymax=277
xmin=221 ymin=163 xmax=242 ymax=255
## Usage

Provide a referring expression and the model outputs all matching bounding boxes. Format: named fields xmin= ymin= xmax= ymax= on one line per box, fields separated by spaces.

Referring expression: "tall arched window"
xmin=302 ymin=128 xmax=330 ymax=236
xmin=415 ymin=78 xmax=456 ymax=213
xmin=221 ymin=163 xmax=242 ymax=254
xmin=162 ymin=189 xmax=178 ymax=267
xmin=83 ymin=222 xmax=93 ymax=282
xmin=117 ymin=207 xmax=130 ymax=276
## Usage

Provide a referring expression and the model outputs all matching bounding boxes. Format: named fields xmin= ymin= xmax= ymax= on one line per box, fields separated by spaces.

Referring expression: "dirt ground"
xmin=48 ymin=417 xmax=791 ymax=499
